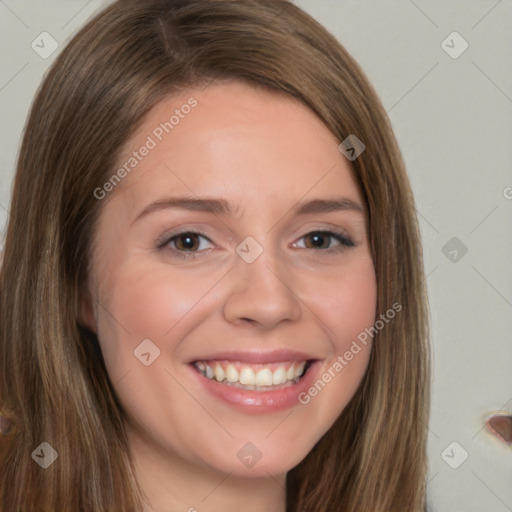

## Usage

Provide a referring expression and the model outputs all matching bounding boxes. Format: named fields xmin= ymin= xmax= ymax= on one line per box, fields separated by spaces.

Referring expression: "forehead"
xmin=107 ymin=80 xmax=364 ymax=214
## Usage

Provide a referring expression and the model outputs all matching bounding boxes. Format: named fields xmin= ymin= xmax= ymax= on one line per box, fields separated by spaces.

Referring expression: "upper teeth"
xmin=194 ymin=361 xmax=307 ymax=387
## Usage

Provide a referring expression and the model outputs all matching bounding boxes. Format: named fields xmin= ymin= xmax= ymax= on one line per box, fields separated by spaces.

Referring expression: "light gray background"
xmin=1 ymin=1 xmax=511 ymax=511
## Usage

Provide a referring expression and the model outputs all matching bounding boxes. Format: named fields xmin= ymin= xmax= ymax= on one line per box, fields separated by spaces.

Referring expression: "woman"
xmin=0 ymin=1 xmax=431 ymax=510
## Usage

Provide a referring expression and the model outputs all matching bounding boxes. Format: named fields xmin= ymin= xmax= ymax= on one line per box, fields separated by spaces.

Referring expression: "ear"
xmin=78 ymin=287 xmax=97 ymax=334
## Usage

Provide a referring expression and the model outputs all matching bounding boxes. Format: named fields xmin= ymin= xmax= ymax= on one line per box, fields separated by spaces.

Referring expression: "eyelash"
xmin=157 ymin=229 xmax=355 ymax=260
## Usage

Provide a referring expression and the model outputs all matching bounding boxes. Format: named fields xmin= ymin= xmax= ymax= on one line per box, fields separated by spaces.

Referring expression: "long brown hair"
xmin=0 ymin=1 xmax=431 ymax=510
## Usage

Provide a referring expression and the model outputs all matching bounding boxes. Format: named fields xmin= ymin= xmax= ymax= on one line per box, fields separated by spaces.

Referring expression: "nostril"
xmin=486 ymin=414 xmax=512 ymax=446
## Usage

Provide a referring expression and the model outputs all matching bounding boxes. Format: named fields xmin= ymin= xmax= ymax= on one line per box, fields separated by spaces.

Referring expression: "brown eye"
xmin=300 ymin=231 xmax=354 ymax=250
xmin=158 ymin=231 xmax=214 ymax=259
xmin=173 ymin=233 xmax=202 ymax=252
xmin=304 ymin=232 xmax=331 ymax=249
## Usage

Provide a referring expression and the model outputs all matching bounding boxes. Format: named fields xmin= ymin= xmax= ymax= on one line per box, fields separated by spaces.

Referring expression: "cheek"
xmin=298 ymin=255 xmax=377 ymax=418
xmin=94 ymin=256 xmax=229 ymax=382
xmin=307 ymin=255 xmax=377 ymax=344
xmin=99 ymin=260 xmax=216 ymax=334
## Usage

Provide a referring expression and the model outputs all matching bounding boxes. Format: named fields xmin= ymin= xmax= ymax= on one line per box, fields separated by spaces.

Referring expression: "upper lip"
xmin=187 ymin=349 xmax=318 ymax=365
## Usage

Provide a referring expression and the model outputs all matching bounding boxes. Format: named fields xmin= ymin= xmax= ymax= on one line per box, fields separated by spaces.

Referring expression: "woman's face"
xmin=83 ymin=80 xmax=377 ymax=478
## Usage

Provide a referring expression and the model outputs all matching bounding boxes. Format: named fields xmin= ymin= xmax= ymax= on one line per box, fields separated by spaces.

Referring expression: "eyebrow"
xmin=132 ymin=195 xmax=365 ymax=224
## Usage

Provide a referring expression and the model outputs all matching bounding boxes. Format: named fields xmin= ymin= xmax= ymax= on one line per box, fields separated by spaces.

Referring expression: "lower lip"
xmin=190 ymin=361 xmax=319 ymax=414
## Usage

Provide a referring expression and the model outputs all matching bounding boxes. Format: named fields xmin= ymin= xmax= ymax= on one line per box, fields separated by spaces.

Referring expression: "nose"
xmin=222 ymin=248 xmax=302 ymax=329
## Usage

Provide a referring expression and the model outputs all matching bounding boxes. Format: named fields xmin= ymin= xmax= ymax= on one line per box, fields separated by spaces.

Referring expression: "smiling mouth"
xmin=192 ymin=359 xmax=313 ymax=391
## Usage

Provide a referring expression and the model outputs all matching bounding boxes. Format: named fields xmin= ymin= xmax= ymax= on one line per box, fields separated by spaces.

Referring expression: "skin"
xmin=81 ymin=80 xmax=377 ymax=512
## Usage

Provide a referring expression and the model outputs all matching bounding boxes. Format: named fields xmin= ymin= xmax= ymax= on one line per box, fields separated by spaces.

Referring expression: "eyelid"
xmin=156 ymin=226 xmax=212 ymax=248
xmin=156 ymin=230 xmax=215 ymax=261
xmin=157 ymin=226 xmax=355 ymax=260
xmin=292 ymin=230 xmax=354 ymax=250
